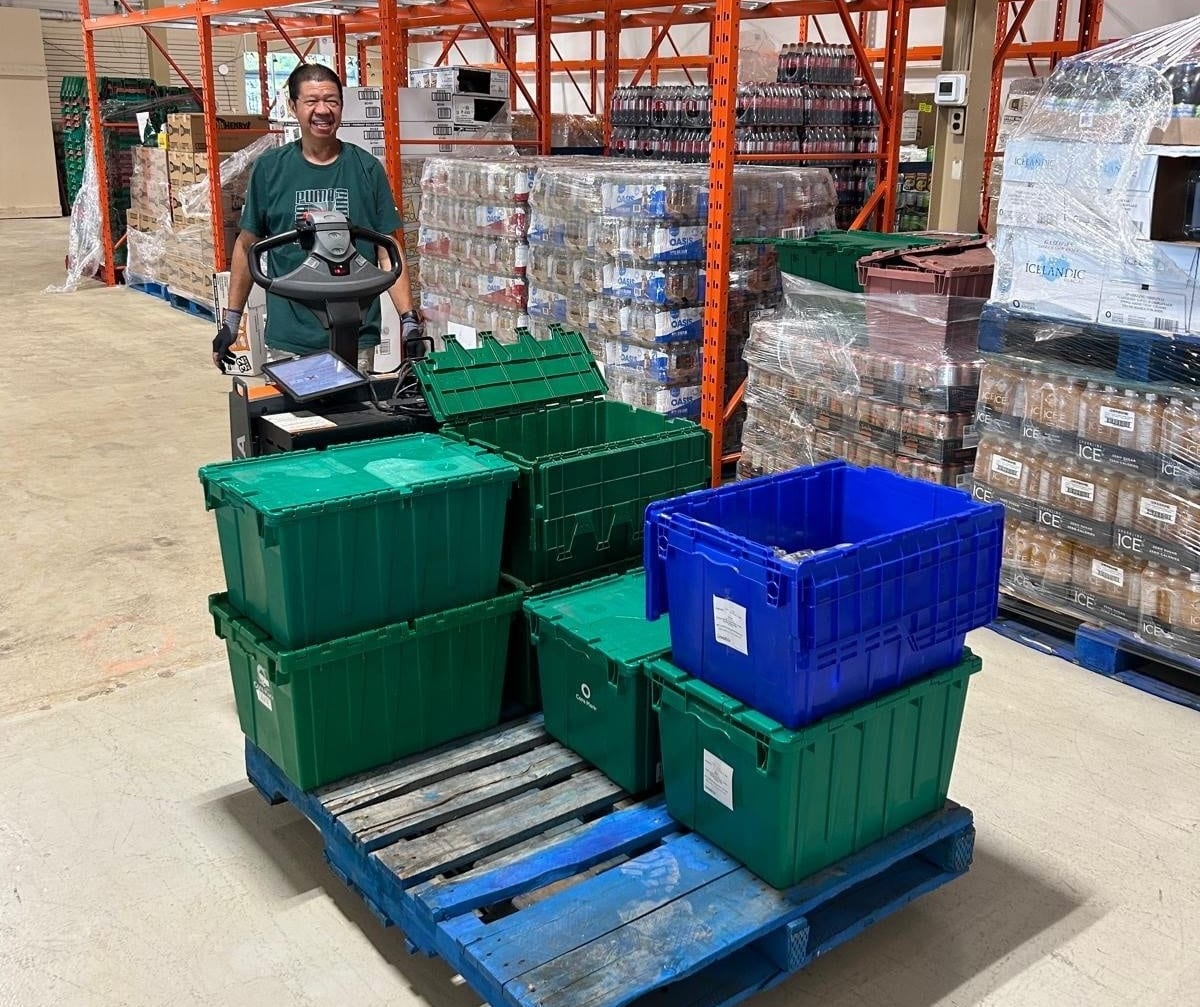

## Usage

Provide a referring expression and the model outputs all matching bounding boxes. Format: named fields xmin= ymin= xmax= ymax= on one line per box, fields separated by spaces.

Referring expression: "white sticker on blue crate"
xmin=254 ymin=665 xmax=273 ymax=712
xmin=702 ymin=750 xmax=734 ymax=811
xmin=712 ymin=596 xmax=749 ymax=655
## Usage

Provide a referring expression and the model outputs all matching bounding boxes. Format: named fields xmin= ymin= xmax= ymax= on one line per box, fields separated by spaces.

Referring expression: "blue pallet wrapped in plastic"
xmin=644 ymin=460 xmax=1005 ymax=729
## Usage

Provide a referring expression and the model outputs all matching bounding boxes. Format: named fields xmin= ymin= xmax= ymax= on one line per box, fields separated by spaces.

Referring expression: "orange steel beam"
xmin=1052 ymin=0 xmax=1069 ymax=67
xmin=603 ymin=0 xmax=618 ymax=147
xmin=476 ymin=56 xmax=710 ymax=72
xmin=79 ymin=0 xmax=116 ymax=285
xmin=798 ymin=14 xmax=807 ymax=42
xmin=665 ymin=31 xmax=696 ymax=87
xmin=811 ymin=14 xmax=827 ymax=43
xmin=436 ymin=26 xmax=463 ymax=66
xmin=379 ymin=0 xmax=402 ymax=212
xmin=333 ymin=15 xmax=348 ymax=80
xmin=264 ymin=11 xmax=305 ymax=60
xmin=879 ymin=0 xmax=910 ymax=232
xmin=1079 ymin=0 xmax=1104 ymax=52
xmin=115 ymin=0 xmax=204 ymax=104
xmin=1011 ymin=2 xmax=1038 ymax=76
xmin=981 ymin=0 xmax=1012 ymax=231
xmin=589 ymin=29 xmax=598 ymax=111
xmin=356 ymin=39 xmax=368 ymax=84
xmin=993 ymin=0 xmax=1036 ymax=74
xmin=257 ymin=35 xmax=269 ymax=110
xmin=551 ymin=37 xmax=592 ymax=112
xmin=461 ymin=0 xmax=542 ymax=119
xmin=630 ymin=4 xmax=686 ymax=87
xmin=536 ymin=0 xmax=551 ymax=150
xmin=701 ymin=0 xmax=739 ymax=482
xmin=197 ymin=14 xmax=228 ymax=274
xmin=833 ymin=0 xmax=889 ymax=129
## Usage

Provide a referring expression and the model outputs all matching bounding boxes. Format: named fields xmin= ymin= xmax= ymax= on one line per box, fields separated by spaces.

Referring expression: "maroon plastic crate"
xmin=859 ymin=240 xmax=994 ymax=359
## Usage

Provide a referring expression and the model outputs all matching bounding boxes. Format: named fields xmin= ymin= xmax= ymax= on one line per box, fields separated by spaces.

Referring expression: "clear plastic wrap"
xmin=419 ymin=193 xmax=530 ymax=239
xmin=417 ymin=225 xmax=527 ymax=274
xmin=509 ymin=110 xmax=604 ymax=149
xmin=49 ymin=122 xmax=103 ymax=292
xmin=419 ymin=155 xmax=539 ymax=202
xmin=980 ymin=17 xmax=1200 ymax=661
xmin=990 ymin=18 xmax=1200 ymax=338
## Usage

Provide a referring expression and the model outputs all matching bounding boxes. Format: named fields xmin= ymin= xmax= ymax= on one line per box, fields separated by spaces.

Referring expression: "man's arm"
xmin=213 ymin=228 xmax=261 ymax=370
xmin=228 ymin=229 xmax=260 ymax=314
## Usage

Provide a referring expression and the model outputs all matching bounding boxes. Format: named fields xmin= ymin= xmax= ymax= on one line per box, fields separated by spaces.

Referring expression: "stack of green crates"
xmin=525 ymin=570 xmax=670 ymax=793
xmin=413 ymin=328 xmax=710 ymax=708
xmin=645 ymin=650 xmax=981 ymax=889
xmin=199 ymin=434 xmax=523 ymax=790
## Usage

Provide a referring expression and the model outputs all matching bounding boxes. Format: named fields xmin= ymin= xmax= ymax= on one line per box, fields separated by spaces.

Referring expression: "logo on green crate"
xmin=576 ymin=682 xmax=597 ymax=712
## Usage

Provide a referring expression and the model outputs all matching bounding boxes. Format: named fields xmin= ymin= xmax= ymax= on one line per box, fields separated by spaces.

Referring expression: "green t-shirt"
xmin=239 ymin=140 xmax=403 ymax=355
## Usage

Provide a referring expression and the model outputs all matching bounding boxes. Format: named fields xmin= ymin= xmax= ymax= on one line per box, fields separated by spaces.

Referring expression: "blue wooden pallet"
xmin=124 ymin=272 xmax=168 ymax=300
xmin=991 ymin=598 xmax=1200 ymax=713
xmin=166 ymin=287 xmax=216 ymax=321
xmin=245 ymin=720 xmax=975 ymax=1007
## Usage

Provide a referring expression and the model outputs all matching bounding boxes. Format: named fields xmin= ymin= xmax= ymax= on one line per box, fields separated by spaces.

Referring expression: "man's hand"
xmin=212 ymin=309 xmax=242 ymax=371
xmin=401 ymin=309 xmax=428 ymax=360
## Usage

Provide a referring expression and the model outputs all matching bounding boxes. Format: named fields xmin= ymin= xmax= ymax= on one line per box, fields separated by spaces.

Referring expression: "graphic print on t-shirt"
xmin=294 ymin=187 xmax=350 ymax=222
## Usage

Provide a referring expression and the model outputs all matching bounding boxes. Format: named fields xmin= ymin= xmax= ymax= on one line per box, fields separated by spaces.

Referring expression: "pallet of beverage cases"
xmin=166 ymin=285 xmax=217 ymax=322
xmin=991 ymin=596 xmax=1200 ymax=713
xmin=245 ymin=722 xmax=976 ymax=1007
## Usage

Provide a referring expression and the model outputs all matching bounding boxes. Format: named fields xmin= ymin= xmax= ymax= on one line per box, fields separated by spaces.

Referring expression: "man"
xmin=212 ymin=63 xmax=422 ymax=372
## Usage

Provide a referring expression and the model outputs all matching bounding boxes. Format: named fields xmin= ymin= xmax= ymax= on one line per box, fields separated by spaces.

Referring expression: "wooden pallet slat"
xmin=243 ymin=726 xmax=976 ymax=1007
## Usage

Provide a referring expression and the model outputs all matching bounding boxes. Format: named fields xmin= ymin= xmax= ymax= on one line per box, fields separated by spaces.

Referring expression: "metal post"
xmin=630 ymin=4 xmax=686 ymax=87
xmin=257 ymin=36 xmax=270 ymax=115
xmin=333 ymin=16 xmax=348 ymax=82
xmin=380 ymin=0 xmax=403 ymax=212
xmin=265 ymin=12 xmax=305 ymax=61
xmin=196 ymin=14 xmax=228 ymax=272
xmin=702 ymin=0 xmax=740 ymax=480
xmin=590 ymin=29 xmax=598 ymax=113
xmin=357 ymin=40 xmax=369 ymax=85
xmin=603 ymin=0 xmax=619 ymax=148
xmin=79 ymin=0 xmax=115 ymax=285
xmin=536 ymin=0 xmax=552 ymax=150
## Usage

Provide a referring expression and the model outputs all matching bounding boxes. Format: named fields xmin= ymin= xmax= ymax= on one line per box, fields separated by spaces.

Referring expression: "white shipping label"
xmin=991 ymin=454 xmax=1023 ymax=480
xmin=1099 ymin=406 xmax=1137 ymax=432
xmin=1091 ymin=559 xmax=1125 ymax=589
xmin=254 ymin=665 xmax=274 ymax=711
xmin=1060 ymin=476 xmax=1096 ymax=503
xmin=702 ymin=750 xmax=735 ymax=811
xmin=1139 ymin=497 xmax=1179 ymax=525
xmin=264 ymin=411 xmax=337 ymax=434
xmin=712 ymin=596 xmax=749 ymax=655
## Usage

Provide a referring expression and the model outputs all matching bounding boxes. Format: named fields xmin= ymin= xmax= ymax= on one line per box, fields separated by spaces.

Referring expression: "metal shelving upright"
xmin=76 ymin=0 xmax=1105 ymax=477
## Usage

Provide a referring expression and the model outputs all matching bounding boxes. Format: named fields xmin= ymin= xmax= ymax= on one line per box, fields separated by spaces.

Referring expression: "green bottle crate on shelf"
xmin=525 ymin=569 xmax=671 ymax=793
xmin=647 ymin=648 xmax=981 ymax=889
xmin=199 ymin=433 xmax=520 ymax=649
xmin=210 ymin=590 xmax=522 ymax=791
xmin=414 ymin=328 xmax=710 ymax=590
xmin=744 ymin=230 xmax=943 ymax=292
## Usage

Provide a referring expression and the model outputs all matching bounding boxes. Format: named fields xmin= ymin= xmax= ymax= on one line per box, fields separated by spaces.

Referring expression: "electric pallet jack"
xmin=227 ymin=210 xmax=436 ymax=458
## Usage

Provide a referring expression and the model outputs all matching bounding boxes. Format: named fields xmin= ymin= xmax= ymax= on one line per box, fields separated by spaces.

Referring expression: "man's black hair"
xmin=287 ymin=63 xmax=344 ymax=102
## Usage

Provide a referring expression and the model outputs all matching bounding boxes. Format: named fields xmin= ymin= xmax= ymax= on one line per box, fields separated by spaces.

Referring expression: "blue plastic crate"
xmin=643 ymin=461 xmax=1004 ymax=729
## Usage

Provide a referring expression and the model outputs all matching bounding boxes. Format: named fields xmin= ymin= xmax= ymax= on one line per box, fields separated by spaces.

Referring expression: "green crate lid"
xmin=414 ymin=327 xmax=606 ymax=425
xmin=198 ymin=432 xmax=519 ymax=523
xmin=648 ymin=647 xmax=982 ymax=743
xmin=525 ymin=569 xmax=671 ymax=669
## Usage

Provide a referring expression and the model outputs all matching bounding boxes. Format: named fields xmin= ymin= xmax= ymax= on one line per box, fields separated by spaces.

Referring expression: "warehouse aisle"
xmin=1 ymin=218 xmax=1197 ymax=1006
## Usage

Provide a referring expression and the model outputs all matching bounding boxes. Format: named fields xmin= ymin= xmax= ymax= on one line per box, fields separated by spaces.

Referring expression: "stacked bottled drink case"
xmin=609 ymin=43 xmax=877 ymax=229
xmin=977 ymin=16 xmax=1200 ymax=664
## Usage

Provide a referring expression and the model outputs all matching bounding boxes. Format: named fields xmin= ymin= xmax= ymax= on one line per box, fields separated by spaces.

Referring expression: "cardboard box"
xmin=341 ymin=85 xmax=386 ymax=123
xmin=409 ymin=65 xmax=509 ymax=98
xmin=900 ymin=93 xmax=935 ymax=148
xmin=991 ymin=226 xmax=1106 ymax=322
xmin=213 ymin=270 xmax=270 ymax=376
xmin=1148 ymin=152 xmax=1200 ymax=242
xmin=1097 ymin=277 xmax=1195 ymax=335
xmin=1148 ymin=117 xmax=1200 ymax=147
xmin=167 ymin=113 xmax=270 ymax=153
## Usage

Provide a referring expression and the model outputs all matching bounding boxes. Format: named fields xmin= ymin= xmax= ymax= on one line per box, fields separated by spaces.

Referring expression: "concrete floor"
xmin=1 ymin=217 xmax=1197 ymax=1007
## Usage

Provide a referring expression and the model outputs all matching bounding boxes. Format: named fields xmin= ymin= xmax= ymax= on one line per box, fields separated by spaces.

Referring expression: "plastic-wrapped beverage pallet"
xmin=242 ymin=717 xmax=976 ymax=1007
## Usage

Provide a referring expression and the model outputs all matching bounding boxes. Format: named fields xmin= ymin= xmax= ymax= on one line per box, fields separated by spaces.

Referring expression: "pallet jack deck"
xmin=246 ymin=718 xmax=976 ymax=1007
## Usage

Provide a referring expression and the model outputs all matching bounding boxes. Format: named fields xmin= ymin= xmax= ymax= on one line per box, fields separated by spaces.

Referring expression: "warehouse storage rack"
xmin=77 ymin=0 xmax=1105 ymax=477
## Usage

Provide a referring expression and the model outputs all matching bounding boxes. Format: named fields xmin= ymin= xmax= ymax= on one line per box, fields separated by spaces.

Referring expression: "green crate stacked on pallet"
xmin=413 ymin=326 xmax=711 ymax=710
xmin=199 ymin=434 xmax=525 ymax=790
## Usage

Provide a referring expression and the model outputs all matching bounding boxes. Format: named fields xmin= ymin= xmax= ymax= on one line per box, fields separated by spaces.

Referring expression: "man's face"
xmin=291 ymin=79 xmax=342 ymax=140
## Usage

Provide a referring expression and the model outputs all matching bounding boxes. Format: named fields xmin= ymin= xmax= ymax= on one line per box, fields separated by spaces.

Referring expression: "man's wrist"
xmin=223 ymin=308 xmax=243 ymax=328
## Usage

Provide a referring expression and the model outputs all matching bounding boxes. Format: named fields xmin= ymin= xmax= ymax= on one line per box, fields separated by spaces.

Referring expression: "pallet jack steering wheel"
xmin=248 ymin=210 xmax=403 ymax=366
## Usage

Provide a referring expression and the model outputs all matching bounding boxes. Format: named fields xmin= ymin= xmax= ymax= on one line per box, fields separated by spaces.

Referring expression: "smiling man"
xmin=213 ymin=63 xmax=423 ymax=372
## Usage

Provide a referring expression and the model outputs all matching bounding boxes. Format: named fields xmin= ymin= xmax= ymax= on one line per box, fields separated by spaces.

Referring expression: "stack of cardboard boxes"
xmin=124 ymin=147 xmax=171 ymax=281
xmin=163 ymin=113 xmax=271 ymax=308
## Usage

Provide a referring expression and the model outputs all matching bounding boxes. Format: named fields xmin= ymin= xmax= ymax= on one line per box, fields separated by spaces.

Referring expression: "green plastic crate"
xmin=526 ymin=569 xmax=672 ymax=793
xmin=210 ymin=590 xmax=522 ymax=790
xmin=746 ymin=231 xmax=943 ymax=292
xmin=199 ymin=433 xmax=519 ymax=649
xmin=415 ymin=329 xmax=710 ymax=588
xmin=648 ymin=648 xmax=981 ymax=889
